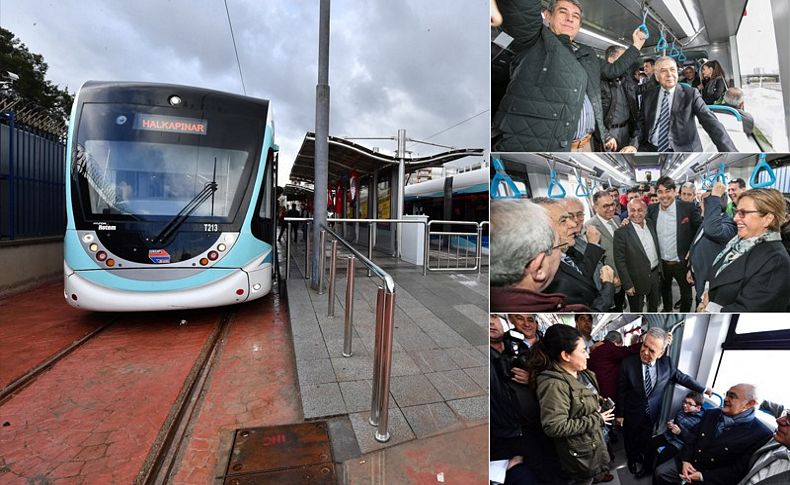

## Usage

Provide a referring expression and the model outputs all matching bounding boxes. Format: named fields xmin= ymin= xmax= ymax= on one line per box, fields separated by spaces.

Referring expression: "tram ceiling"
xmin=289 ymin=132 xmax=484 ymax=184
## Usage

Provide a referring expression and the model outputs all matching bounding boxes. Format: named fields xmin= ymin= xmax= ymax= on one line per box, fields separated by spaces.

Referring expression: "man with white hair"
xmin=490 ymin=199 xmax=586 ymax=312
xmin=617 ymin=327 xmax=712 ymax=477
xmin=738 ymin=403 xmax=790 ymax=485
xmin=655 ymin=383 xmax=774 ymax=485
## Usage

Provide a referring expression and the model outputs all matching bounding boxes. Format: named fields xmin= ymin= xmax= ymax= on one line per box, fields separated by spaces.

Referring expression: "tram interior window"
xmin=714 ymin=349 xmax=790 ymax=406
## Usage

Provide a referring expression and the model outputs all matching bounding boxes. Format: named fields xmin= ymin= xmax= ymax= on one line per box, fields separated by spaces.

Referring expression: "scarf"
xmin=716 ymin=407 xmax=756 ymax=436
xmin=712 ymin=231 xmax=781 ymax=278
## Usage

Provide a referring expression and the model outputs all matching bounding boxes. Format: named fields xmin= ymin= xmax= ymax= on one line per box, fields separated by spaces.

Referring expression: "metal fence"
xmin=0 ymin=109 xmax=67 ymax=240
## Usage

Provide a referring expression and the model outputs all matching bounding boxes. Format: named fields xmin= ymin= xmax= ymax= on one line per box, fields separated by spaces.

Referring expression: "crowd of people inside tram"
xmin=491 ymin=0 xmax=767 ymax=153
xmin=490 ymin=316 xmax=790 ymax=485
xmin=490 ymin=175 xmax=790 ymax=313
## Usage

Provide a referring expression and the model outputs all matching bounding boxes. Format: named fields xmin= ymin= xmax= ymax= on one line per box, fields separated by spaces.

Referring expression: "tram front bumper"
xmin=63 ymin=263 xmax=272 ymax=312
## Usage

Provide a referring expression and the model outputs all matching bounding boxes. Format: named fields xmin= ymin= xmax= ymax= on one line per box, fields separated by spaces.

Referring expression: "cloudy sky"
xmin=1 ymin=0 xmax=489 ymax=185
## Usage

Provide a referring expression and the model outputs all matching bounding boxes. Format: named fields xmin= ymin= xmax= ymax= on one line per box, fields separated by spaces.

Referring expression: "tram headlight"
xmin=83 ymin=234 xmax=94 ymax=243
xmin=168 ymin=95 xmax=182 ymax=106
xmin=96 ymin=251 xmax=107 ymax=262
xmin=89 ymin=243 xmax=99 ymax=252
xmin=208 ymin=251 xmax=219 ymax=261
xmin=106 ymin=259 xmax=116 ymax=267
xmin=217 ymin=243 xmax=227 ymax=252
xmin=199 ymin=258 xmax=209 ymax=266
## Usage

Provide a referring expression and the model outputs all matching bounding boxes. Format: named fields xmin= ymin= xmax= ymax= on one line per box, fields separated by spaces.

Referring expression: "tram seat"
xmin=696 ymin=107 xmax=763 ymax=152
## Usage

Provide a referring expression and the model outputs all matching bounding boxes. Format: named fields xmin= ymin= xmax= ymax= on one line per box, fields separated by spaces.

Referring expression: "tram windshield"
xmin=72 ymin=103 xmax=260 ymax=222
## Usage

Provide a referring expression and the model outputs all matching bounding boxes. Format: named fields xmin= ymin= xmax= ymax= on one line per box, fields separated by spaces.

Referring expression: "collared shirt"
xmin=656 ymin=201 xmax=680 ymax=261
xmin=596 ymin=214 xmax=619 ymax=237
xmin=574 ymin=94 xmax=595 ymax=140
xmin=650 ymin=86 xmax=676 ymax=146
xmin=633 ymin=221 xmax=660 ymax=269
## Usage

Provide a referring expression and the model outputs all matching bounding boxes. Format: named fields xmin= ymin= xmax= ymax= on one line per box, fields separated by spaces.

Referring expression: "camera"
xmin=599 ymin=397 xmax=615 ymax=412
xmin=503 ymin=330 xmax=530 ymax=375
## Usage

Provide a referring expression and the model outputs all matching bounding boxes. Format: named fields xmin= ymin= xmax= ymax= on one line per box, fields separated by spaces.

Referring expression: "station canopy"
xmin=288 ymin=132 xmax=484 ymax=184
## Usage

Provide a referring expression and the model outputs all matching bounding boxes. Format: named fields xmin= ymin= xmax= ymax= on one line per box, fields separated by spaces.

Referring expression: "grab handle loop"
xmin=575 ymin=169 xmax=590 ymax=197
xmin=669 ymin=41 xmax=680 ymax=58
xmin=749 ymin=153 xmax=776 ymax=188
xmin=655 ymin=29 xmax=668 ymax=52
xmin=490 ymin=158 xmax=522 ymax=198
xmin=678 ymin=49 xmax=687 ymax=62
xmin=548 ymin=169 xmax=567 ymax=199
xmin=701 ymin=170 xmax=713 ymax=190
xmin=638 ymin=11 xmax=650 ymax=40
xmin=714 ymin=163 xmax=727 ymax=185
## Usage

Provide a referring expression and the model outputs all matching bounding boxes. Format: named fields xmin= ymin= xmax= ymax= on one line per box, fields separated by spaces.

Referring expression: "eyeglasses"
xmin=570 ymin=211 xmax=585 ymax=219
xmin=682 ymin=400 xmax=700 ymax=407
xmin=733 ymin=209 xmax=765 ymax=218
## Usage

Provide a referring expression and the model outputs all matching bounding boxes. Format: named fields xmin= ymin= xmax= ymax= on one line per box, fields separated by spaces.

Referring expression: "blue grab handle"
xmin=548 ymin=170 xmax=566 ymax=199
xmin=714 ymin=163 xmax=727 ymax=185
xmin=575 ymin=181 xmax=590 ymax=197
xmin=703 ymin=392 xmax=724 ymax=410
xmin=749 ymin=153 xmax=776 ymax=188
xmin=639 ymin=12 xmax=650 ymax=40
xmin=655 ymin=31 xmax=668 ymax=52
xmin=708 ymin=105 xmax=744 ymax=122
xmin=701 ymin=171 xmax=713 ymax=189
xmin=678 ymin=51 xmax=687 ymax=62
xmin=669 ymin=42 xmax=680 ymax=58
xmin=490 ymin=158 xmax=522 ymax=198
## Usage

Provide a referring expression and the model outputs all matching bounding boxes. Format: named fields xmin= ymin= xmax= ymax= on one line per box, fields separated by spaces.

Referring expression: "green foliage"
xmin=0 ymin=27 xmax=74 ymax=121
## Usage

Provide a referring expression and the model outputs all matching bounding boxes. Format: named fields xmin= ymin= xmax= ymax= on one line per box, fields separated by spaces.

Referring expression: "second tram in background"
xmin=64 ymin=81 xmax=279 ymax=311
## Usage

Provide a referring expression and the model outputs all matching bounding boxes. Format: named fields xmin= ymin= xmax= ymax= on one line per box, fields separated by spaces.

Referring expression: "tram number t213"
xmin=204 ymin=224 xmax=219 ymax=232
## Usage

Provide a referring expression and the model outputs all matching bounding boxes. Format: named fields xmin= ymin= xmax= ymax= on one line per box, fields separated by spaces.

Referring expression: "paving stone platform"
xmin=283 ymin=238 xmax=488 ymax=453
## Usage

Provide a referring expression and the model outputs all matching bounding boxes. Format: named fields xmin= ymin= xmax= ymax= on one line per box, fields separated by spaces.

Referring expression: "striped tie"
xmin=656 ymin=90 xmax=672 ymax=152
xmin=644 ymin=364 xmax=653 ymax=415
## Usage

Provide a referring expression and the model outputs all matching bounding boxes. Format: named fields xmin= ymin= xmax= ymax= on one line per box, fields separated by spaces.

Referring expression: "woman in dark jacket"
xmin=528 ymin=324 xmax=614 ymax=484
xmin=701 ymin=188 xmax=790 ymax=312
xmin=698 ymin=60 xmax=727 ymax=105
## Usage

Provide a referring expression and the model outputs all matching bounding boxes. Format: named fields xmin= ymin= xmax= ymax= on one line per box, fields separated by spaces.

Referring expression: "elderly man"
xmin=617 ymin=327 xmax=712 ymax=477
xmin=636 ymin=56 xmax=736 ymax=152
xmin=508 ymin=313 xmax=540 ymax=348
xmin=648 ymin=176 xmax=702 ymax=313
xmin=722 ymin=87 xmax=757 ymax=138
xmin=493 ymin=0 xmax=646 ymax=152
xmin=614 ymin=198 xmax=661 ymax=312
xmin=655 ymin=384 xmax=774 ymax=485
xmin=535 ymin=198 xmax=616 ymax=311
xmin=490 ymin=199 xmax=584 ymax=312
xmin=586 ymin=190 xmax=625 ymax=310
xmin=679 ymin=182 xmax=697 ymax=204
xmin=738 ymin=406 xmax=790 ymax=485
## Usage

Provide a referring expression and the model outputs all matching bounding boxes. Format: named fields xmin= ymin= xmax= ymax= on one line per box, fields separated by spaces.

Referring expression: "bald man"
xmin=613 ymin=198 xmax=661 ymax=312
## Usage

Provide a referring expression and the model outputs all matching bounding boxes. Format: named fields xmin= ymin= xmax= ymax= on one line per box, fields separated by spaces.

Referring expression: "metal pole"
xmin=375 ymin=289 xmax=396 ymax=443
xmin=396 ymin=129 xmax=406 ymax=259
xmin=9 ymin=112 xmax=16 ymax=240
xmin=318 ymin=230 xmax=327 ymax=295
xmin=285 ymin=222 xmax=291 ymax=279
xmin=477 ymin=223 xmax=483 ymax=274
xmin=328 ymin=240 xmax=337 ymax=316
xmin=342 ymin=255 xmax=355 ymax=357
xmin=305 ymin=222 xmax=312 ymax=280
xmin=369 ymin=286 xmax=385 ymax=426
xmin=311 ymin=0 xmax=331 ymax=290
xmin=367 ymin=223 xmax=374 ymax=278
xmin=423 ymin=220 xmax=430 ymax=275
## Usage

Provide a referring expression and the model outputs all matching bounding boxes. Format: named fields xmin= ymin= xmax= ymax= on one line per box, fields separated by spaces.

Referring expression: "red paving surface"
xmin=0 ymin=281 xmax=106 ymax=389
xmin=170 ymin=290 xmax=302 ymax=484
xmin=344 ymin=423 xmax=488 ymax=484
xmin=0 ymin=308 xmax=222 ymax=483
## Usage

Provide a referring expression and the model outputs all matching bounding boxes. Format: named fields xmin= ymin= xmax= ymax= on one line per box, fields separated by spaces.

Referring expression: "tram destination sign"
xmin=134 ymin=114 xmax=208 ymax=135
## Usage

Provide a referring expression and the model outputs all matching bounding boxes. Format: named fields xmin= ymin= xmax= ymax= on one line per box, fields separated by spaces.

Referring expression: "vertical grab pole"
xmin=285 ymin=222 xmax=292 ymax=279
xmin=342 ymin=255 xmax=355 ymax=357
xmin=328 ymin=240 xmax=337 ymax=316
xmin=367 ymin=223 xmax=374 ymax=277
xmin=423 ymin=221 xmax=430 ymax=275
xmin=305 ymin=222 xmax=312 ymax=280
xmin=368 ymin=286 xmax=385 ymax=426
xmin=375 ymin=289 xmax=396 ymax=443
xmin=318 ymin=230 xmax=327 ymax=294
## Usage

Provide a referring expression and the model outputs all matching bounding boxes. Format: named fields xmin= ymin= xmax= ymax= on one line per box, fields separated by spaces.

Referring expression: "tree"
xmin=0 ymin=27 xmax=74 ymax=121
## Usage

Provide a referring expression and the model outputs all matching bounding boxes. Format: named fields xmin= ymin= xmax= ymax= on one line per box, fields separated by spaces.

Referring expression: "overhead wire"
xmin=406 ymin=109 xmax=489 ymax=150
xmin=224 ymin=0 xmax=247 ymax=95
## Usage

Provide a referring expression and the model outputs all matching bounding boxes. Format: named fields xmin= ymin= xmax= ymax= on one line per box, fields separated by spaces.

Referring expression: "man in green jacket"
xmin=493 ymin=0 xmax=646 ymax=152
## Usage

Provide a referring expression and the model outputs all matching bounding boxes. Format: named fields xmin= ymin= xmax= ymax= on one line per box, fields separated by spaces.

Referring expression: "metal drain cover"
xmin=224 ymin=421 xmax=335 ymax=482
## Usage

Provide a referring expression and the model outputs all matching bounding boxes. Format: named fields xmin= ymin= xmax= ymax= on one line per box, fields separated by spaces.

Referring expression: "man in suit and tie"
xmin=613 ymin=198 xmax=662 ymax=312
xmin=535 ymin=197 xmax=616 ymax=311
xmin=617 ymin=327 xmax=712 ymax=478
xmin=655 ymin=384 xmax=773 ymax=485
xmin=648 ymin=176 xmax=702 ymax=312
xmin=586 ymin=190 xmax=625 ymax=310
xmin=637 ymin=56 xmax=737 ymax=152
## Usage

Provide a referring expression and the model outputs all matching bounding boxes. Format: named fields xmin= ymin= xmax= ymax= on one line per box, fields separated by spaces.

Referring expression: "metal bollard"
xmin=285 ymin=222 xmax=291 ymax=280
xmin=375 ymin=289 xmax=396 ymax=443
xmin=318 ymin=230 xmax=326 ymax=294
xmin=305 ymin=223 xmax=312 ymax=280
xmin=328 ymin=240 xmax=337 ymax=316
xmin=367 ymin=225 xmax=374 ymax=278
xmin=369 ymin=286 xmax=385 ymax=426
xmin=342 ymin=256 xmax=355 ymax=357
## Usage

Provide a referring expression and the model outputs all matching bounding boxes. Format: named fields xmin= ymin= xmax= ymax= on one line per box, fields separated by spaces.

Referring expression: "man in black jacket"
xmin=601 ymin=45 xmax=640 ymax=151
xmin=493 ymin=0 xmax=646 ymax=152
xmin=637 ymin=56 xmax=737 ymax=152
xmin=613 ymin=198 xmax=662 ymax=312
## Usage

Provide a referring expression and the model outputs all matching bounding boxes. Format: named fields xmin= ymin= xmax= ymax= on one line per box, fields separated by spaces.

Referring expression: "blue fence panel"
xmin=0 ymin=111 xmax=66 ymax=240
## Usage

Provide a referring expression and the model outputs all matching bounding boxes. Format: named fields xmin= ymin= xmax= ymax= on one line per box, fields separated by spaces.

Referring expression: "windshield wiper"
xmin=154 ymin=181 xmax=218 ymax=244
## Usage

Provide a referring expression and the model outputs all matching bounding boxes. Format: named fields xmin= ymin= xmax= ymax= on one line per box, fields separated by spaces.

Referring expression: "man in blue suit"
xmin=616 ymin=327 xmax=712 ymax=477
xmin=654 ymin=383 xmax=774 ymax=485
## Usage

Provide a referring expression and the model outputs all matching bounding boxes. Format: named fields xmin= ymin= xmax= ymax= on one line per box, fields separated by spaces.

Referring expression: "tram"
xmin=492 ymin=0 xmax=790 ymax=152
xmin=64 ymin=82 xmax=278 ymax=311
xmin=490 ymin=313 xmax=790 ymax=484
